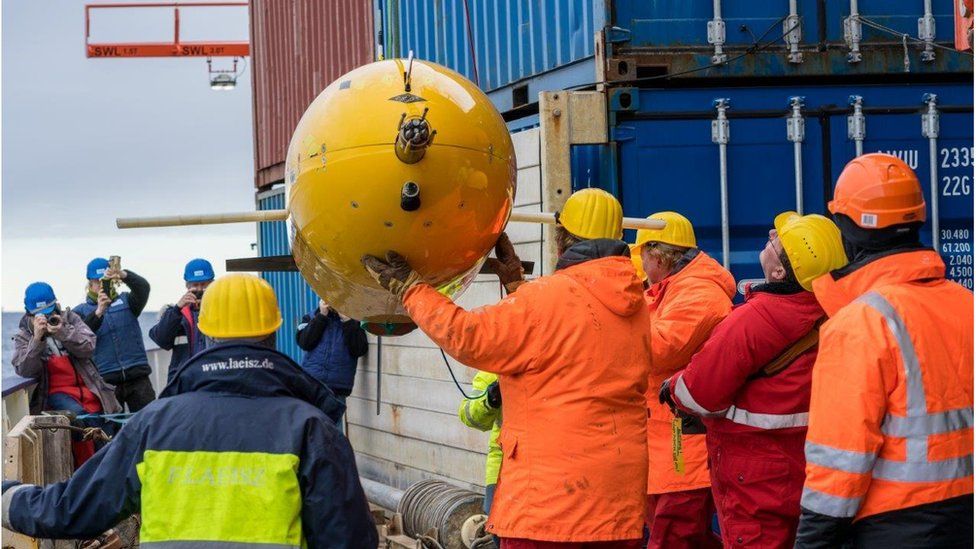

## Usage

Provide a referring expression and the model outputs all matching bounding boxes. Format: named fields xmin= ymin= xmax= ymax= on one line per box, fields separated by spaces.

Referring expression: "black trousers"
xmin=112 ymin=374 xmax=155 ymax=413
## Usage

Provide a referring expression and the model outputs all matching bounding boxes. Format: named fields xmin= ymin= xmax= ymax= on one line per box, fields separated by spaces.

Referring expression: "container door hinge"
xmin=611 ymin=125 xmax=636 ymax=142
xmin=847 ymin=95 xmax=866 ymax=157
xmin=605 ymin=26 xmax=631 ymax=44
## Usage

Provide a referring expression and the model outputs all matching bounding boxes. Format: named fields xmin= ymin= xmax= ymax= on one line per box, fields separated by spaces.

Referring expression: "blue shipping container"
xmin=378 ymin=0 xmax=603 ymax=112
xmin=380 ymin=1 xmax=970 ymax=112
xmin=257 ymin=188 xmax=320 ymax=363
xmin=604 ymin=82 xmax=974 ymax=290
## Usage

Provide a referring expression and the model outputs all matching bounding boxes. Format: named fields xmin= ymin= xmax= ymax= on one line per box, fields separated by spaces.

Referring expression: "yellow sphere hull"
xmin=285 ymin=59 xmax=516 ymax=322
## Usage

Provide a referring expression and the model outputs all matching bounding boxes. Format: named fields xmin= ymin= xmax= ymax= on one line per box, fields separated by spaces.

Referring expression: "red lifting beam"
xmin=85 ymin=2 xmax=249 ymax=58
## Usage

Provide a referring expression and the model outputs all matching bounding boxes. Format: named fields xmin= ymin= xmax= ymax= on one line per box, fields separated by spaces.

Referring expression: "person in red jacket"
xmin=660 ymin=212 xmax=847 ymax=548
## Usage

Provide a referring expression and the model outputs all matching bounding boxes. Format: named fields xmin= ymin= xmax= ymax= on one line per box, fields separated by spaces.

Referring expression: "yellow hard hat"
xmin=774 ymin=211 xmax=848 ymax=291
xmin=198 ymin=273 xmax=283 ymax=339
xmin=557 ymin=188 xmax=623 ymax=240
xmin=634 ymin=211 xmax=697 ymax=249
xmin=629 ymin=212 xmax=696 ymax=281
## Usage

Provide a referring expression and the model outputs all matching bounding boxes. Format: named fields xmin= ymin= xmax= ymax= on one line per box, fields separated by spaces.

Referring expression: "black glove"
xmin=659 ymin=378 xmax=706 ymax=435
xmin=658 ymin=379 xmax=676 ymax=408
xmin=361 ymin=251 xmax=423 ymax=300
xmin=483 ymin=232 xmax=525 ymax=294
xmin=485 ymin=381 xmax=502 ymax=409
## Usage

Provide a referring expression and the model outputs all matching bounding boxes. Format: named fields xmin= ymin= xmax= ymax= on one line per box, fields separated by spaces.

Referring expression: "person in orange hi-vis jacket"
xmin=362 ymin=189 xmax=651 ymax=549
xmin=795 ymin=153 xmax=974 ymax=548
xmin=630 ymin=211 xmax=734 ymax=549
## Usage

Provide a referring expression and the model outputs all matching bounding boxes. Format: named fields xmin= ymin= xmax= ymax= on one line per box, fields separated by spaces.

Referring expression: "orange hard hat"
xmin=828 ymin=153 xmax=926 ymax=229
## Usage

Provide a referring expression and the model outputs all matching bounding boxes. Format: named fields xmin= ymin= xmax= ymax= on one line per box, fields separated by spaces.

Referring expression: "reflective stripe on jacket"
xmin=645 ymin=251 xmax=734 ymax=494
xmin=670 ymin=285 xmax=823 ymax=435
xmin=669 ymin=284 xmax=823 ymax=548
xmin=404 ymin=254 xmax=650 ymax=542
xmin=797 ymin=250 xmax=973 ymax=545
xmin=2 ymin=343 xmax=376 ymax=548
xmin=458 ymin=371 xmax=502 ymax=485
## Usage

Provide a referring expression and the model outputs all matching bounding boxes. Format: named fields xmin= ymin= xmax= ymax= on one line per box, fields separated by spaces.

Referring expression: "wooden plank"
xmin=512 ymin=128 xmax=541 ymax=169
xmin=568 ymin=91 xmax=609 ymax=144
xmin=539 ymin=91 xmax=571 ymax=275
xmin=538 ymin=91 xmax=608 ymax=274
xmin=349 ymin=426 xmax=486 ymax=488
xmin=4 ymin=416 xmax=75 ymax=549
xmin=352 ymin=370 xmax=475 ymax=413
xmin=346 ymin=397 xmax=491 ymax=453
xmin=515 ymin=166 xmax=542 ymax=207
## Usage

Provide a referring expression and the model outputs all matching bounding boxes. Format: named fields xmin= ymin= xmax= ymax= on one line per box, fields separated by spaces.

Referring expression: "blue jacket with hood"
xmin=1 ymin=343 xmax=378 ymax=548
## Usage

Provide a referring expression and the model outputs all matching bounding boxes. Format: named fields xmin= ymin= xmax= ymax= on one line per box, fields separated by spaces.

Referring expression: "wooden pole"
xmin=117 ymin=209 xmax=663 ymax=231
xmin=509 ymin=211 xmax=665 ymax=231
xmin=116 ymin=209 xmax=289 ymax=229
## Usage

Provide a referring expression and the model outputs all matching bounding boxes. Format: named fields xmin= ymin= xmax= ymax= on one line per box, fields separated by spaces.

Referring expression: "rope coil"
xmin=398 ymin=479 xmax=485 ymax=549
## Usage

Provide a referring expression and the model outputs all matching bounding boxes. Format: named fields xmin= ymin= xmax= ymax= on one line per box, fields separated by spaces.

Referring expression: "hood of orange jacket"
xmin=812 ymin=249 xmax=946 ymax=316
xmin=645 ymin=250 xmax=735 ymax=495
xmin=557 ymin=239 xmax=646 ymax=318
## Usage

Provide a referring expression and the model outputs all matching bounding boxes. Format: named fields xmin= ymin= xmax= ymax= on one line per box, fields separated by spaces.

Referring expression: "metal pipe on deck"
xmin=361 ymin=476 xmax=405 ymax=512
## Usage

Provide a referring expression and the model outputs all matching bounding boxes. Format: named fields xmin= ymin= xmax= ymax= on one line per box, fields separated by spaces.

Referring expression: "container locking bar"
xmin=707 ymin=0 xmax=727 ymax=64
xmin=712 ymin=98 xmax=731 ymax=269
xmin=918 ymin=0 xmax=937 ymax=62
xmin=847 ymin=95 xmax=866 ymax=158
xmin=785 ymin=0 xmax=803 ymax=64
xmin=787 ymin=96 xmax=806 ymax=214
xmin=844 ymin=0 xmax=863 ymax=63
xmin=922 ymin=93 xmax=941 ymax=250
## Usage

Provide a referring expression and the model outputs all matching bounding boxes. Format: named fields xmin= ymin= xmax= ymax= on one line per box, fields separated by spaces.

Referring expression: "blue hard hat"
xmin=87 ymin=257 xmax=109 ymax=280
xmin=24 ymin=282 xmax=57 ymax=314
xmin=184 ymin=258 xmax=215 ymax=282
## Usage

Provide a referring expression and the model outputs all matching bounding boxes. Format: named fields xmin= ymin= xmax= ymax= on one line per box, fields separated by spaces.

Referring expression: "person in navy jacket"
xmin=74 ymin=257 xmax=153 ymax=412
xmin=150 ymin=259 xmax=214 ymax=383
xmin=296 ymin=299 xmax=368 ymax=408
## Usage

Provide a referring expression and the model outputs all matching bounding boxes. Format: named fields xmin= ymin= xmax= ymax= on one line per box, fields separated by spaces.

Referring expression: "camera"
xmin=47 ymin=315 xmax=61 ymax=327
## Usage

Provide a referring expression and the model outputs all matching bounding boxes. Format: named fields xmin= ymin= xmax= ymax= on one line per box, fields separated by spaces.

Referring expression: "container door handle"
xmin=922 ymin=93 xmax=941 ymax=250
xmin=848 ymin=95 xmax=866 ymax=158
xmin=712 ymin=98 xmax=732 ymax=269
xmin=844 ymin=0 xmax=863 ymax=63
xmin=787 ymin=96 xmax=806 ymax=214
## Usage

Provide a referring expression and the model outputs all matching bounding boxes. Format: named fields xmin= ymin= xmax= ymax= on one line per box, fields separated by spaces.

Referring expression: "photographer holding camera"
xmin=150 ymin=258 xmax=214 ymax=383
xmin=12 ymin=282 xmax=121 ymax=467
xmin=74 ymin=257 xmax=154 ymax=412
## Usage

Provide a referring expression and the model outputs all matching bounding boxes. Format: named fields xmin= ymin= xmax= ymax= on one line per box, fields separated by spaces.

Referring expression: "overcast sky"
xmin=2 ymin=1 xmax=258 ymax=312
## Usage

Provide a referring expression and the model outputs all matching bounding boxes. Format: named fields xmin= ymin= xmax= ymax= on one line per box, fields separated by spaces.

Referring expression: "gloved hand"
xmin=483 ymin=232 xmax=526 ymax=294
xmin=660 ymin=378 xmax=707 ymax=435
xmin=485 ymin=381 xmax=502 ymax=409
xmin=361 ymin=251 xmax=423 ymax=300
xmin=658 ymin=378 xmax=676 ymax=409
